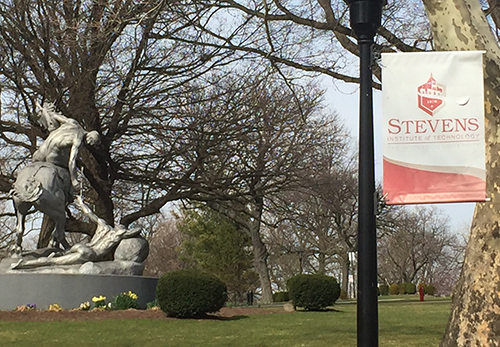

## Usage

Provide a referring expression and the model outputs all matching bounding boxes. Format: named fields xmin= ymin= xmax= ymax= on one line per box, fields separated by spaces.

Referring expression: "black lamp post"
xmin=349 ymin=1 xmax=382 ymax=346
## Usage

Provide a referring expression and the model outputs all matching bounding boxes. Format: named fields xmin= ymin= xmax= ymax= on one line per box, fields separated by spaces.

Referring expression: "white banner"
xmin=382 ymin=51 xmax=486 ymax=204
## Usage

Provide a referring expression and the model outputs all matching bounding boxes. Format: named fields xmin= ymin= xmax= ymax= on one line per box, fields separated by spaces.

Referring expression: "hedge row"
xmin=379 ymin=283 xmax=436 ymax=296
xmin=273 ymin=291 xmax=290 ymax=302
xmin=156 ymin=271 xmax=343 ymax=317
xmin=155 ymin=270 xmax=437 ymax=319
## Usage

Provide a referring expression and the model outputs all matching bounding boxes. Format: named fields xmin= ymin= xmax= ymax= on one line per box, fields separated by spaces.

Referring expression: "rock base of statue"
xmin=0 ymin=271 xmax=158 ymax=310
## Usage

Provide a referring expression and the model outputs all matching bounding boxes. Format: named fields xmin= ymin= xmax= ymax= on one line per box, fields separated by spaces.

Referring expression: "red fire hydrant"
xmin=419 ymin=285 xmax=425 ymax=302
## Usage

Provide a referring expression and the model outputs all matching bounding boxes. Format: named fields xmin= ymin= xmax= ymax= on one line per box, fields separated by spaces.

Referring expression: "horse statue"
xmin=3 ymin=104 xmax=151 ymax=277
xmin=10 ymin=161 xmax=72 ymax=253
xmin=9 ymin=103 xmax=99 ymax=254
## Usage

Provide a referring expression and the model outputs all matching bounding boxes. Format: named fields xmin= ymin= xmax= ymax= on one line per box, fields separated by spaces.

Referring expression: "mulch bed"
xmin=0 ymin=306 xmax=288 ymax=322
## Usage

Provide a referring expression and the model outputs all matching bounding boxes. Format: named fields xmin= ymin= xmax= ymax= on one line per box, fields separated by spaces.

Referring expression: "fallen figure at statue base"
xmin=1 ymin=257 xmax=146 ymax=276
xmin=1 ymin=196 xmax=149 ymax=276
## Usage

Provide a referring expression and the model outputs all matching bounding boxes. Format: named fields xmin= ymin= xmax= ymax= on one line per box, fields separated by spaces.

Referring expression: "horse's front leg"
xmin=49 ymin=213 xmax=70 ymax=250
xmin=49 ymin=234 xmax=70 ymax=250
xmin=12 ymin=200 xmax=28 ymax=256
xmin=13 ymin=217 xmax=24 ymax=255
xmin=50 ymin=227 xmax=70 ymax=249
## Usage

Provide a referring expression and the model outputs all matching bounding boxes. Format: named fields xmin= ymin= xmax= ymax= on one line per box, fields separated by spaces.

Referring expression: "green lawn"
xmin=0 ymin=298 xmax=451 ymax=347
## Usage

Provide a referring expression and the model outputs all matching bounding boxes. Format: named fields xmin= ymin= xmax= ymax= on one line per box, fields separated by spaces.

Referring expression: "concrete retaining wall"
xmin=0 ymin=273 xmax=158 ymax=310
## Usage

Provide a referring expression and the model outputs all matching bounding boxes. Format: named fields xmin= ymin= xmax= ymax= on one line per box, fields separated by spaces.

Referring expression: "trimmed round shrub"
xmin=379 ymin=284 xmax=389 ymax=296
xmin=287 ymin=274 xmax=340 ymax=311
xmin=424 ymin=284 xmax=436 ymax=296
xmin=389 ymin=283 xmax=399 ymax=295
xmin=405 ymin=283 xmax=417 ymax=295
xmin=398 ymin=283 xmax=407 ymax=295
xmin=273 ymin=291 xmax=290 ymax=302
xmin=156 ymin=269 xmax=227 ymax=318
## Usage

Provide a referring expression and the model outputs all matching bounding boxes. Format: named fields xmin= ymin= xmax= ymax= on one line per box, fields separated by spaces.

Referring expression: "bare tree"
xmin=0 ymin=2 xmax=308 ymax=250
xmin=193 ymin=75 xmax=336 ymax=303
xmin=265 ymin=120 xmax=406 ymax=296
xmin=377 ymin=206 xmax=461 ymax=288
xmin=267 ymin=166 xmax=403 ymax=296
xmin=424 ymin=232 xmax=466 ymax=296
xmin=270 ymin=160 xmax=358 ymax=290
xmin=0 ymin=0 xmax=241 ymax=236
xmin=160 ymin=0 xmax=430 ymax=90
xmin=143 ymin=217 xmax=186 ymax=277
xmin=0 ymin=200 xmax=17 ymax=257
xmin=266 ymin=219 xmax=316 ymax=290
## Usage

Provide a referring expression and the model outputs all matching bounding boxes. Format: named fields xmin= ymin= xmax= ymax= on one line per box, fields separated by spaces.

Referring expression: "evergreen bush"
xmin=424 ymin=284 xmax=436 ymax=296
xmin=405 ymin=283 xmax=417 ymax=295
xmin=379 ymin=284 xmax=389 ymax=296
xmin=389 ymin=283 xmax=399 ymax=295
xmin=398 ymin=283 xmax=407 ymax=295
xmin=287 ymin=274 xmax=340 ymax=311
xmin=156 ymin=269 xmax=227 ymax=318
xmin=273 ymin=291 xmax=290 ymax=302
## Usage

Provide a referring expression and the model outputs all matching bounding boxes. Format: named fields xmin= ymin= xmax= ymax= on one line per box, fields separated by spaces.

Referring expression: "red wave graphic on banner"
xmin=383 ymin=159 xmax=486 ymax=204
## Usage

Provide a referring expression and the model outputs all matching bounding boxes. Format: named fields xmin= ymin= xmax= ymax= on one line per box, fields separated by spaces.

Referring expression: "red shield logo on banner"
xmin=417 ymin=74 xmax=445 ymax=116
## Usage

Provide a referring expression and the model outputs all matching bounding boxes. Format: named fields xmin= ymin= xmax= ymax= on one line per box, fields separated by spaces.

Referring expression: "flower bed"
xmin=0 ymin=306 xmax=286 ymax=322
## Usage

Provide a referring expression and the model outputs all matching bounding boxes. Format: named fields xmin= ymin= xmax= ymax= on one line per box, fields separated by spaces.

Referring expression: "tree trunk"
xmin=249 ymin=221 xmax=273 ymax=304
xmin=340 ymin=256 xmax=350 ymax=295
xmin=207 ymin=200 xmax=274 ymax=304
xmin=298 ymin=251 xmax=304 ymax=274
xmin=317 ymin=252 xmax=327 ymax=274
xmin=421 ymin=0 xmax=500 ymax=345
xmin=37 ymin=215 xmax=54 ymax=248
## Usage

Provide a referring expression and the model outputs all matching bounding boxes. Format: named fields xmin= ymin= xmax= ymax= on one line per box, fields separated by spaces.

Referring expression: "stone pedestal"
xmin=0 ymin=272 xmax=158 ymax=310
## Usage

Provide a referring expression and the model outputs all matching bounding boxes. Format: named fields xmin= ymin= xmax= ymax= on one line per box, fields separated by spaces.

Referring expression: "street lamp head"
xmin=349 ymin=0 xmax=384 ymax=40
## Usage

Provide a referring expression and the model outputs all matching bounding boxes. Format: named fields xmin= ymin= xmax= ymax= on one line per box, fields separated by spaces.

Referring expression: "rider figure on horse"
xmin=33 ymin=104 xmax=100 ymax=191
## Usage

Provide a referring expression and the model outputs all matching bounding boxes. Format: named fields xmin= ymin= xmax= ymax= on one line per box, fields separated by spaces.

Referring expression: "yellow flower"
xmin=79 ymin=301 xmax=91 ymax=310
xmin=92 ymin=295 xmax=106 ymax=302
xmin=127 ymin=291 xmax=138 ymax=300
xmin=48 ymin=303 xmax=62 ymax=312
xmin=15 ymin=305 xmax=28 ymax=312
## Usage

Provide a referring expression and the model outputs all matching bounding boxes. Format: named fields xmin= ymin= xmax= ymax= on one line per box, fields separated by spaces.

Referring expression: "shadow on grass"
xmin=205 ymin=314 xmax=250 ymax=321
xmin=171 ymin=314 xmax=250 ymax=321
xmin=295 ymin=308 xmax=343 ymax=313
